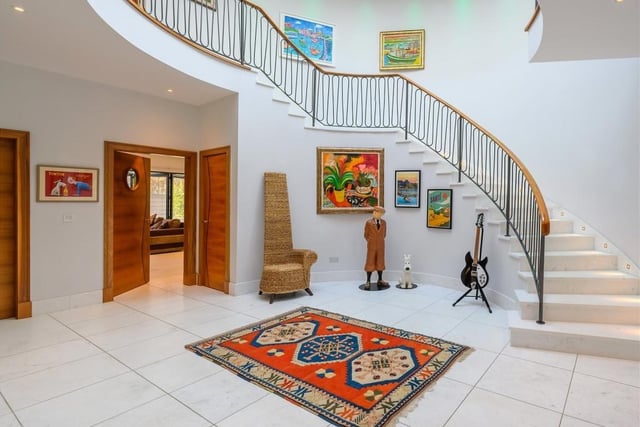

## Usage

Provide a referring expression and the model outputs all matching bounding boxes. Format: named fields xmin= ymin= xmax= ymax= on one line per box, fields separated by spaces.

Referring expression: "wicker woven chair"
xmin=259 ymin=172 xmax=317 ymax=303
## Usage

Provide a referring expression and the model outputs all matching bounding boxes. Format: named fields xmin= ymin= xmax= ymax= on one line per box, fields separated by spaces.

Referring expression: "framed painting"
xmin=195 ymin=0 xmax=216 ymax=10
xmin=394 ymin=170 xmax=420 ymax=208
xmin=317 ymin=147 xmax=384 ymax=214
xmin=426 ymin=189 xmax=452 ymax=229
xmin=379 ymin=29 xmax=425 ymax=71
xmin=37 ymin=165 xmax=99 ymax=202
xmin=281 ymin=13 xmax=335 ymax=66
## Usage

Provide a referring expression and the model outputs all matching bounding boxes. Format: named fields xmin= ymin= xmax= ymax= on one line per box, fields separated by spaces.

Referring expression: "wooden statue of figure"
xmin=363 ymin=206 xmax=388 ymax=290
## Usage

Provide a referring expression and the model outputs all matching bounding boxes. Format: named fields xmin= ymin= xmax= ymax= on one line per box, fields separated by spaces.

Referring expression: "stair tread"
xmin=507 ymin=311 xmax=640 ymax=340
xmin=514 ymin=289 xmax=640 ymax=306
xmin=518 ymin=270 xmax=638 ymax=279
xmin=510 ymin=250 xmax=616 ymax=259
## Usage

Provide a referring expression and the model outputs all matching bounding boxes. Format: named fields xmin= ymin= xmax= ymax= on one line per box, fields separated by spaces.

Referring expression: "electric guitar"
xmin=460 ymin=213 xmax=489 ymax=289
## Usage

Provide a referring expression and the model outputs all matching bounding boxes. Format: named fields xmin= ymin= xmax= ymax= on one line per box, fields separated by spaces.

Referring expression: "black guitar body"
xmin=460 ymin=251 xmax=489 ymax=288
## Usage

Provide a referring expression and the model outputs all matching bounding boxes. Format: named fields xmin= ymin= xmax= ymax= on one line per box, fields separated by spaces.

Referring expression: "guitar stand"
xmin=452 ymin=286 xmax=492 ymax=313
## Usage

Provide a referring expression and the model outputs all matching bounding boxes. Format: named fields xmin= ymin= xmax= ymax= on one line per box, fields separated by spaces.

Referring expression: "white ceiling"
xmin=0 ymin=0 xmax=637 ymax=107
xmin=0 ymin=0 xmax=232 ymax=106
xmin=533 ymin=0 xmax=639 ymax=62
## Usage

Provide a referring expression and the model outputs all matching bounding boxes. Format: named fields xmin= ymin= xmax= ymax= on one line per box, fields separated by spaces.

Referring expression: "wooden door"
xmin=0 ymin=138 xmax=16 ymax=318
xmin=113 ymin=151 xmax=150 ymax=296
xmin=0 ymin=129 xmax=30 ymax=319
xmin=199 ymin=147 xmax=230 ymax=292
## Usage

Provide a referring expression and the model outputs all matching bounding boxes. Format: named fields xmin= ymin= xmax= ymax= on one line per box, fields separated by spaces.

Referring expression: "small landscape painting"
xmin=380 ymin=29 xmax=425 ymax=71
xmin=395 ymin=170 xmax=420 ymax=208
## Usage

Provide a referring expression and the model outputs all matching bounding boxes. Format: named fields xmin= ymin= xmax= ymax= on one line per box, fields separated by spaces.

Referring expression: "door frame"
xmin=0 ymin=129 xmax=31 ymax=318
xmin=103 ymin=141 xmax=197 ymax=302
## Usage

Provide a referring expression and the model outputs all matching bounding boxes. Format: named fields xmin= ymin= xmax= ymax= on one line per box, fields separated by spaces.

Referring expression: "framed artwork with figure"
xmin=37 ymin=165 xmax=99 ymax=202
xmin=317 ymin=147 xmax=384 ymax=214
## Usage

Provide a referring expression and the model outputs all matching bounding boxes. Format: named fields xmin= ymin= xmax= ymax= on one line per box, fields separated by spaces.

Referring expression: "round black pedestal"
xmin=395 ymin=283 xmax=418 ymax=289
xmin=358 ymin=282 xmax=390 ymax=291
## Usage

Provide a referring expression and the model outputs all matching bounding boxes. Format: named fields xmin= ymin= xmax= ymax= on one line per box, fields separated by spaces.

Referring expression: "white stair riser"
xmin=524 ymin=277 xmax=640 ymax=295
xmin=519 ymin=301 xmax=640 ymax=325
xmin=549 ymin=220 xmax=573 ymax=234
xmin=511 ymin=235 xmax=594 ymax=252
xmin=520 ymin=254 xmax=617 ymax=271
xmin=510 ymin=328 xmax=640 ymax=361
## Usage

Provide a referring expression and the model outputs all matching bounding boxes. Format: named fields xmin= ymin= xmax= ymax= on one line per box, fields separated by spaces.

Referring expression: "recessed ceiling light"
xmin=615 ymin=0 xmax=624 ymax=3
xmin=167 ymin=89 xmax=174 ymax=93
xmin=12 ymin=5 xmax=25 ymax=12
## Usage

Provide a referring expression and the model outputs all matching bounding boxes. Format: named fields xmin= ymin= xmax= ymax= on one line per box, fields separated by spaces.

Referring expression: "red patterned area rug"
xmin=185 ymin=307 xmax=471 ymax=427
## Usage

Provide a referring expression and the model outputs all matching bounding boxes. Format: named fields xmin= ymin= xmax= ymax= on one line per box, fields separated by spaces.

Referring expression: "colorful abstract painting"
xmin=281 ymin=13 xmax=335 ymax=66
xmin=317 ymin=147 xmax=384 ymax=214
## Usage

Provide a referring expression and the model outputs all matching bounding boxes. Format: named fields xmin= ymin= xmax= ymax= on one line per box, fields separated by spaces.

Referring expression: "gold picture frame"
xmin=379 ymin=29 xmax=425 ymax=71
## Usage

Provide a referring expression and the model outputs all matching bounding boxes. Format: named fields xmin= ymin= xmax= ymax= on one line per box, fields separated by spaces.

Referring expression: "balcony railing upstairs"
xmin=128 ymin=0 xmax=550 ymax=323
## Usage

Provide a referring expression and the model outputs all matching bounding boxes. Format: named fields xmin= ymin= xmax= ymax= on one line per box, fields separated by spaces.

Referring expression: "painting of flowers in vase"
xmin=317 ymin=147 xmax=384 ymax=214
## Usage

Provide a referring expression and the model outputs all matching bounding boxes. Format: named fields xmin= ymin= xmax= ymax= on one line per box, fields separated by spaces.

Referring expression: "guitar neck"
xmin=472 ymin=226 xmax=482 ymax=266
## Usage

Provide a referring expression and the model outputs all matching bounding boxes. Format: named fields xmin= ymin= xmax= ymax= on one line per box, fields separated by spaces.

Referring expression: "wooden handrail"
xmin=524 ymin=3 xmax=541 ymax=32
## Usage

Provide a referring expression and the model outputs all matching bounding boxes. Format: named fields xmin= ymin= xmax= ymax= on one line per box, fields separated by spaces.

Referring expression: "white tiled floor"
xmin=0 ymin=253 xmax=638 ymax=427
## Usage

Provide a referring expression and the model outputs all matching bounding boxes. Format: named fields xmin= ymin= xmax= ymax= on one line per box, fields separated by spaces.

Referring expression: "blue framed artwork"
xmin=395 ymin=170 xmax=420 ymax=208
xmin=281 ymin=13 xmax=335 ymax=66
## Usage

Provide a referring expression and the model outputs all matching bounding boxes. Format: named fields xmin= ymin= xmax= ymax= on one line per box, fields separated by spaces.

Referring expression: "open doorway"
xmin=103 ymin=141 xmax=197 ymax=302
xmin=148 ymin=154 xmax=186 ymax=290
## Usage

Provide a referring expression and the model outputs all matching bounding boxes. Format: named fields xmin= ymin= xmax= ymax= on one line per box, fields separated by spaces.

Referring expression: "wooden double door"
xmin=105 ymin=142 xmax=230 ymax=300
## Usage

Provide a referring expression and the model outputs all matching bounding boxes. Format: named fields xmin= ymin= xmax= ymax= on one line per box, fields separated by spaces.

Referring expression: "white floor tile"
xmin=477 ymin=354 xmax=572 ymax=412
xmin=396 ymin=377 xmax=472 ymax=427
xmin=85 ymin=318 xmax=178 ymax=351
xmin=108 ymin=329 xmax=200 ymax=369
xmin=0 ymin=339 xmax=101 ymax=382
xmin=172 ymin=371 xmax=268 ymax=424
xmin=446 ymin=388 xmax=562 ymax=427
xmin=186 ymin=312 xmax=261 ymax=338
xmin=560 ymin=415 xmax=601 ymax=427
xmin=397 ymin=310 xmax=464 ymax=338
xmin=0 ymin=395 xmax=11 ymax=416
xmin=14 ymin=372 xmax=164 ymax=426
xmin=574 ymin=354 xmax=640 ymax=387
xmin=443 ymin=319 xmax=510 ymax=353
xmin=137 ymin=352 xmax=222 ymax=392
xmin=49 ymin=301 xmax=135 ymax=326
xmin=444 ymin=348 xmax=499 ymax=386
xmin=501 ymin=344 xmax=577 ymax=371
xmin=0 ymin=413 xmax=21 ymax=427
xmin=0 ymin=353 xmax=128 ymax=410
xmin=94 ymin=395 xmax=212 ymax=427
xmin=564 ymin=372 xmax=640 ymax=427
xmin=217 ymin=393 xmax=327 ymax=427
xmin=0 ymin=316 xmax=80 ymax=357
